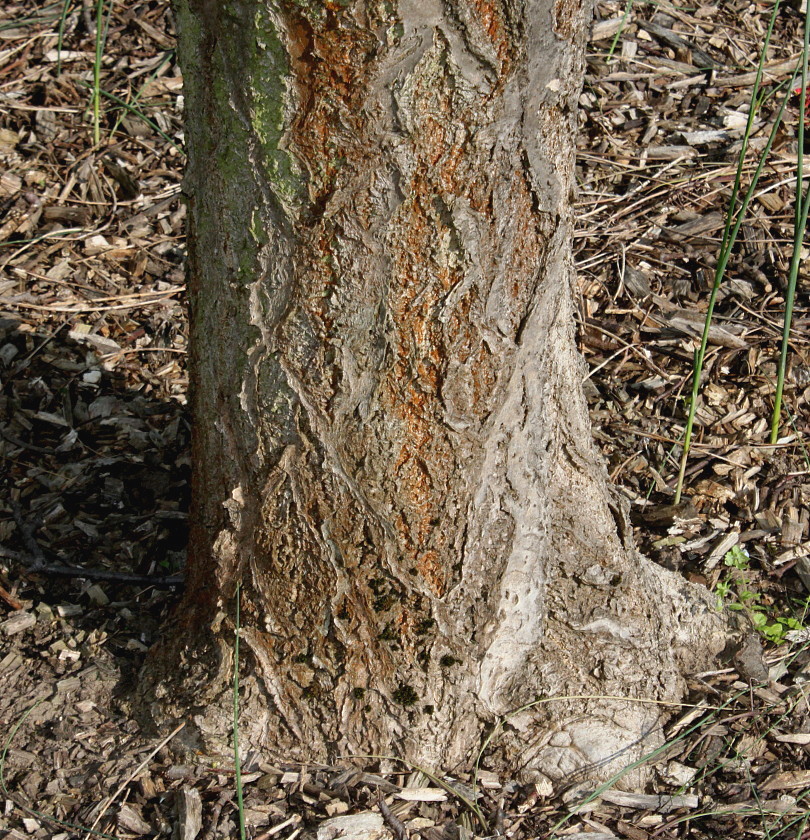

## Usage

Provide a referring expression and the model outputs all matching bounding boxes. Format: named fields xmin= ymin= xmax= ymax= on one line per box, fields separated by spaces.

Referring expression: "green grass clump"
xmin=675 ymin=0 xmax=810 ymax=497
xmin=674 ymin=0 xmax=797 ymax=503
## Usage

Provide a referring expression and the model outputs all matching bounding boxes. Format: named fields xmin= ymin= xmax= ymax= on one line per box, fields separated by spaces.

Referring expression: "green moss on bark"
xmin=250 ymin=3 xmax=303 ymax=213
xmin=177 ymin=0 xmax=303 ymax=221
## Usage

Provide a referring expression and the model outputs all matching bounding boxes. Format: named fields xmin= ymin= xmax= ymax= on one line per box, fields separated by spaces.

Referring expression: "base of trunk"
xmin=137 ymin=526 xmax=729 ymax=790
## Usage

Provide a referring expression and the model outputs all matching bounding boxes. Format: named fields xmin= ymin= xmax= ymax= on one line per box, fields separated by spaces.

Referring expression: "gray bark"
xmin=139 ymin=0 xmax=729 ymax=786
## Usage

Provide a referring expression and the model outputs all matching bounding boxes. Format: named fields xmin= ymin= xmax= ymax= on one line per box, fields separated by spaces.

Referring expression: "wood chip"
xmin=1 ymin=611 xmax=36 ymax=636
xmin=316 ymin=813 xmax=391 ymax=840
xmin=394 ymin=787 xmax=447 ymax=802
xmin=774 ymin=733 xmax=810 ymax=745
xmin=117 ymin=803 xmax=152 ymax=835
xmin=176 ymin=787 xmax=203 ymax=840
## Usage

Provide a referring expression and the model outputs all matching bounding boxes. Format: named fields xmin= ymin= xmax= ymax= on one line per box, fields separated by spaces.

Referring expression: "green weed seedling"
xmin=715 ymin=545 xmax=806 ymax=646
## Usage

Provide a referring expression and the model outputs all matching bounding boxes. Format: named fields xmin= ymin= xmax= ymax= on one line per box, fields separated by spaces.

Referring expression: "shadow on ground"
xmin=0 ymin=315 xmax=191 ymax=834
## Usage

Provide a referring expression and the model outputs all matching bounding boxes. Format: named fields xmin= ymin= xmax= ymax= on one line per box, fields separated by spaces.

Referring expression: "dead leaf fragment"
xmin=761 ymin=770 xmax=810 ymax=791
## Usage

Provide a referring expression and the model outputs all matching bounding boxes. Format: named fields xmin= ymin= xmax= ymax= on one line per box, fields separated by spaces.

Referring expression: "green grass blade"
xmin=92 ymin=0 xmax=104 ymax=145
xmin=0 ymin=2 xmax=63 ymax=32
xmin=606 ymin=0 xmax=634 ymax=64
xmin=55 ymin=0 xmax=73 ymax=76
xmin=233 ymin=580 xmax=246 ymax=840
xmin=674 ymin=0 xmax=790 ymax=503
xmin=109 ymin=49 xmax=175 ymax=138
xmin=89 ymin=85 xmax=185 ymax=153
xmin=77 ymin=82 xmax=185 ymax=153
xmin=770 ymin=0 xmax=810 ymax=443
xmin=91 ymin=0 xmax=113 ymax=145
xmin=0 ymin=228 xmax=85 ymax=249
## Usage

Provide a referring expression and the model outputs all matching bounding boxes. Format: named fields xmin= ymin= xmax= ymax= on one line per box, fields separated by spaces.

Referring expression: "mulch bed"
xmin=1 ymin=0 xmax=809 ymax=837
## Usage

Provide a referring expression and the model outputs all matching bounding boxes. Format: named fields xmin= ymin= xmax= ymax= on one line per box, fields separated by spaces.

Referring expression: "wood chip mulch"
xmin=1 ymin=1 xmax=809 ymax=838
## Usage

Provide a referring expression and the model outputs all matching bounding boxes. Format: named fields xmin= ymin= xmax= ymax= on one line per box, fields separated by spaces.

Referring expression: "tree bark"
xmin=140 ymin=0 xmax=729 ymax=786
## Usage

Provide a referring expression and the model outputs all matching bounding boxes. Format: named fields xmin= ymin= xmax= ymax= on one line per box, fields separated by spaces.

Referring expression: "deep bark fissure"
xmin=139 ymin=0 xmax=730 ymax=786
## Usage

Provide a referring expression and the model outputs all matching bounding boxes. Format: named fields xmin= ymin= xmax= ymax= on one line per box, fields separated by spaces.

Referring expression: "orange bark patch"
xmin=437 ymin=139 xmax=467 ymax=196
xmin=382 ymin=179 xmax=458 ymax=596
xmin=275 ymin=4 xmax=547 ymax=601
xmin=466 ymin=0 xmax=512 ymax=74
xmin=282 ymin=3 xmax=378 ymax=205
xmin=378 ymin=31 xmax=541 ymax=592
xmin=415 ymin=551 xmax=446 ymax=597
xmin=277 ymin=3 xmax=387 ymax=411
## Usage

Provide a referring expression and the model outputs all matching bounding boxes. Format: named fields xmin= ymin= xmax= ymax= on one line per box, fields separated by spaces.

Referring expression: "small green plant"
xmin=750 ymin=611 xmax=803 ymax=645
xmin=714 ymin=545 xmax=805 ymax=645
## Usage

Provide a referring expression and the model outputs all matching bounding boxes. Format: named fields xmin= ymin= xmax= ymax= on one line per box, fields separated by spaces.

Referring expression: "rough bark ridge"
xmin=141 ymin=0 xmax=728 ymax=785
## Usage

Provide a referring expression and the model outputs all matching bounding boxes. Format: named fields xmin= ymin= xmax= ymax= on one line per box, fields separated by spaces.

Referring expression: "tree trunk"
xmin=140 ymin=0 xmax=728 ymax=786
